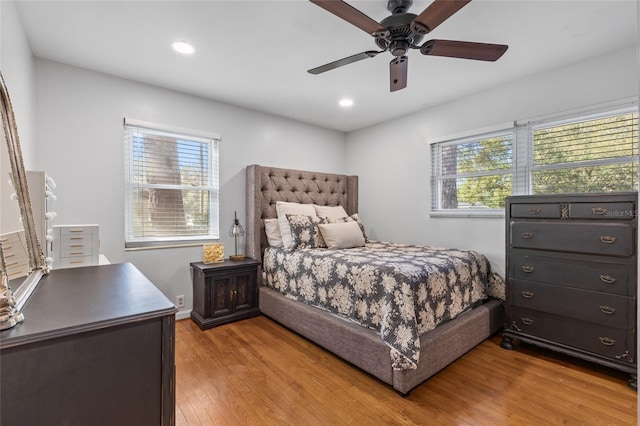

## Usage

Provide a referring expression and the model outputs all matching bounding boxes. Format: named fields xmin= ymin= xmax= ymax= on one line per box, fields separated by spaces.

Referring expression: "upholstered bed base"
xmin=260 ymin=286 xmax=504 ymax=395
xmin=246 ymin=164 xmax=504 ymax=395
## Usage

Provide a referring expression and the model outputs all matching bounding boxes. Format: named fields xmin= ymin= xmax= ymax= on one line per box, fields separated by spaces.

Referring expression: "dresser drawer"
xmin=59 ymin=246 xmax=94 ymax=258
xmin=59 ymin=233 xmax=95 ymax=246
xmin=57 ymin=256 xmax=96 ymax=269
xmin=510 ymin=203 xmax=561 ymax=218
xmin=508 ymin=307 xmax=635 ymax=363
xmin=510 ymin=280 xmax=634 ymax=329
xmin=510 ymin=251 xmax=635 ymax=296
xmin=570 ymin=202 xmax=636 ymax=220
xmin=511 ymin=221 xmax=635 ymax=257
xmin=58 ymin=226 xmax=96 ymax=237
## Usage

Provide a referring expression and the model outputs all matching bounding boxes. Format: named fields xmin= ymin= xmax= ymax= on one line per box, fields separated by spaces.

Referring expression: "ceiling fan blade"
xmin=310 ymin=0 xmax=387 ymax=36
xmin=308 ymin=50 xmax=382 ymax=74
xmin=389 ymin=56 xmax=408 ymax=92
xmin=412 ymin=0 xmax=472 ymax=35
xmin=420 ymin=40 xmax=508 ymax=61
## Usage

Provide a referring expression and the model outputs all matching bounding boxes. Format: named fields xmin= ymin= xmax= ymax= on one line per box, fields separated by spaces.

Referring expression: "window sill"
xmin=125 ymin=239 xmax=218 ymax=251
xmin=429 ymin=209 xmax=505 ymax=219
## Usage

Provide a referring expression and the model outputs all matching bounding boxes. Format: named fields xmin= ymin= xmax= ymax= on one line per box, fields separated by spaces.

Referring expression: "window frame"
xmin=124 ymin=118 xmax=220 ymax=249
xmin=430 ymin=102 xmax=638 ymax=218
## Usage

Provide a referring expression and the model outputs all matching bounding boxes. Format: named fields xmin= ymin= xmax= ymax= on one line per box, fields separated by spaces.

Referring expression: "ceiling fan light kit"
xmin=308 ymin=0 xmax=508 ymax=92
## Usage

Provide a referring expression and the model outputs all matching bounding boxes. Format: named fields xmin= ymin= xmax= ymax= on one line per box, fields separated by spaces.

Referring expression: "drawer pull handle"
xmin=600 ymin=236 xmax=616 ymax=244
xmin=521 ymin=291 xmax=534 ymax=299
xmin=521 ymin=232 xmax=534 ymax=239
xmin=528 ymin=208 xmax=541 ymax=214
xmin=600 ymin=275 xmax=617 ymax=284
xmin=592 ymin=207 xmax=608 ymax=215
xmin=600 ymin=306 xmax=616 ymax=315
xmin=521 ymin=317 xmax=534 ymax=326
xmin=521 ymin=265 xmax=534 ymax=273
xmin=615 ymin=351 xmax=633 ymax=363
xmin=599 ymin=337 xmax=615 ymax=346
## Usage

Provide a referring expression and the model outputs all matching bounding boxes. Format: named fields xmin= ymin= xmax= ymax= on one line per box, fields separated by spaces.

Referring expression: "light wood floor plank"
xmin=175 ymin=316 xmax=637 ymax=425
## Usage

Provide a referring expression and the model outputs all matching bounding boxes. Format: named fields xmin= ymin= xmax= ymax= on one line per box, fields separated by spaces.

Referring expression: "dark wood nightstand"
xmin=190 ymin=258 xmax=261 ymax=330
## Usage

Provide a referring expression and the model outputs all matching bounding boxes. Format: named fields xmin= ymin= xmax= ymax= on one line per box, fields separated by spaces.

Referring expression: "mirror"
xmin=0 ymin=71 xmax=48 ymax=329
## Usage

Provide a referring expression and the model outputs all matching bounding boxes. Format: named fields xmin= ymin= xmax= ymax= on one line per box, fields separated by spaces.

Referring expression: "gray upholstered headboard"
xmin=245 ymin=164 xmax=358 ymax=264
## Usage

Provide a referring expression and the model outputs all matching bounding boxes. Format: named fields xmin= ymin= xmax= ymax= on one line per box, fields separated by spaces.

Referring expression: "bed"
xmin=246 ymin=164 xmax=504 ymax=395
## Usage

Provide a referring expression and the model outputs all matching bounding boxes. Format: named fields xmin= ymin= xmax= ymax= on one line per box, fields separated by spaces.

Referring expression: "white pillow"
xmin=276 ymin=201 xmax=316 ymax=249
xmin=314 ymin=204 xmax=348 ymax=219
xmin=264 ymin=218 xmax=283 ymax=247
xmin=318 ymin=221 xmax=365 ymax=250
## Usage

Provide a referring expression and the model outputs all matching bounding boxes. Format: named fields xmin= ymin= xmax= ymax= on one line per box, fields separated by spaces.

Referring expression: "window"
xmin=124 ymin=120 xmax=219 ymax=248
xmin=431 ymin=130 xmax=514 ymax=213
xmin=431 ymin=105 xmax=638 ymax=216
xmin=531 ymin=111 xmax=638 ymax=194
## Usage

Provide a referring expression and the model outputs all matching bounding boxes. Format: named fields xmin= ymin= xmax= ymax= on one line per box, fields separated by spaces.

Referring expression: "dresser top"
xmin=0 ymin=263 xmax=176 ymax=349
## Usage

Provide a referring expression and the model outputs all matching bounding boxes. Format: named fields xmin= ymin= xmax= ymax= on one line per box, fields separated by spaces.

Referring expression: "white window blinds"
xmin=431 ymin=131 xmax=514 ymax=211
xmin=531 ymin=109 xmax=638 ymax=194
xmin=124 ymin=121 xmax=219 ymax=248
xmin=430 ymin=104 xmax=638 ymax=217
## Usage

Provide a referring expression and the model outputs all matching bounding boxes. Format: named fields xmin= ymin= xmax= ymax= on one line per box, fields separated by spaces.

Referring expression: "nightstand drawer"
xmin=509 ymin=307 xmax=635 ymax=362
xmin=511 ymin=221 xmax=635 ymax=257
xmin=510 ymin=280 xmax=633 ymax=329
xmin=510 ymin=251 xmax=635 ymax=296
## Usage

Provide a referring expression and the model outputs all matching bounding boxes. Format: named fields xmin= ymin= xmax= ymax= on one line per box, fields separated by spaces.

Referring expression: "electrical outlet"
xmin=176 ymin=295 xmax=185 ymax=308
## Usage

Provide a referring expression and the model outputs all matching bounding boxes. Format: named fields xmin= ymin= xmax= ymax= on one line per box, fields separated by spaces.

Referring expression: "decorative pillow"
xmin=264 ymin=218 xmax=283 ymax=247
xmin=318 ymin=221 xmax=365 ymax=250
xmin=314 ymin=204 xmax=348 ymax=219
xmin=287 ymin=214 xmax=328 ymax=249
xmin=276 ymin=201 xmax=316 ymax=249
xmin=327 ymin=213 xmax=368 ymax=241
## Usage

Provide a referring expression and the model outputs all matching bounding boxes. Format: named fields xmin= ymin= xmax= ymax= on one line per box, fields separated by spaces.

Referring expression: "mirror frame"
xmin=1 ymin=71 xmax=48 ymax=315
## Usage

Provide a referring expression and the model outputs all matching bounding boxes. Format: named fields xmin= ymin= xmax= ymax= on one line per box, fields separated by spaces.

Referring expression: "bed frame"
xmin=246 ymin=164 xmax=504 ymax=395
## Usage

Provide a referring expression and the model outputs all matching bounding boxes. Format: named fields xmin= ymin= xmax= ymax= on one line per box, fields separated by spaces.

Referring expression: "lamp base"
xmin=229 ymin=255 xmax=246 ymax=261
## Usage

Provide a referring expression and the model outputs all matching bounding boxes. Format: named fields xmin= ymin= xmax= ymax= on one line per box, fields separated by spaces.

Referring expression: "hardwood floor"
xmin=175 ymin=316 xmax=637 ymax=425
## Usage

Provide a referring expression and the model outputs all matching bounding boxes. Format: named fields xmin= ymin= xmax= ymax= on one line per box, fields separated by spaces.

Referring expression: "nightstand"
xmin=190 ymin=258 xmax=261 ymax=330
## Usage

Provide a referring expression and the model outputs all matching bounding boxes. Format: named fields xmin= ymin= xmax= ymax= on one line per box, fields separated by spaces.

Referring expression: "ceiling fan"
xmin=308 ymin=0 xmax=508 ymax=92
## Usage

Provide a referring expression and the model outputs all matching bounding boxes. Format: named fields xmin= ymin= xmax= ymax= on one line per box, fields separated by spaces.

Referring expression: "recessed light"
xmin=172 ymin=41 xmax=195 ymax=55
xmin=339 ymin=98 xmax=354 ymax=108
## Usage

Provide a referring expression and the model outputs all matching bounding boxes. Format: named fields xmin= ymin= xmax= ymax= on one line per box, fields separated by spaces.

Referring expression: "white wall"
xmin=34 ymin=59 xmax=346 ymax=314
xmin=1 ymin=0 xmax=37 ymax=233
xmin=346 ymin=46 xmax=639 ymax=277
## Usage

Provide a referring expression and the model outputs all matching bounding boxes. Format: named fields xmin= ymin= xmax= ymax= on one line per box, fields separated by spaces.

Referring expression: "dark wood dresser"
xmin=0 ymin=263 xmax=177 ymax=425
xmin=501 ymin=192 xmax=637 ymax=389
xmin=190 ymin=258 xmax=261 ymax=330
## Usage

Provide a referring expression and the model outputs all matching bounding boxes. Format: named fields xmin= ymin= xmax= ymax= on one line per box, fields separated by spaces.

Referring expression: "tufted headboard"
xmin=245 ymin=164 xmax=358 ymax=264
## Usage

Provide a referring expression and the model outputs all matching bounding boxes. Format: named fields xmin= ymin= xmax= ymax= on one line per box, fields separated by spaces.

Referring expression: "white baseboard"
xmin=175 ymin=309 xmax=191 ymax=321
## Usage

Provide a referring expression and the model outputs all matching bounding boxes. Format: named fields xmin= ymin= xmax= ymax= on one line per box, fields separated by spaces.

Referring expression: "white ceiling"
xmin=15 ymin=0 xmax=638 ymax=132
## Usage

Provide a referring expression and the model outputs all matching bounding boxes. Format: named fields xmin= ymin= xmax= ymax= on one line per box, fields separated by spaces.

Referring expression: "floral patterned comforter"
xmin=263 ymin=241 xmax=505 ymax=370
